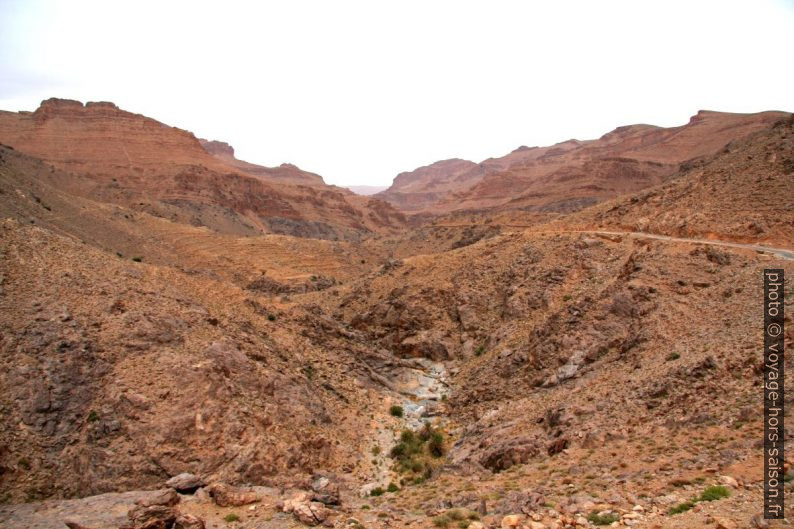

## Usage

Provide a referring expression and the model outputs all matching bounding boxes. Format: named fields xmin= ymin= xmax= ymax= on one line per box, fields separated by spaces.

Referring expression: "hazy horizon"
xmin=1 ymin=0 xmax=793 ymax=187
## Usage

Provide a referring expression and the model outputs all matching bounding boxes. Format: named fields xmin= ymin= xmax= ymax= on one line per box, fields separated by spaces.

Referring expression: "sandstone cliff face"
xmin=0 ymin=99 xmax=405 ymax=240
xmin=198 ymin=138 xmax=327 ymax=187
xmin=377 ymin=110 xmax=789 ymax=214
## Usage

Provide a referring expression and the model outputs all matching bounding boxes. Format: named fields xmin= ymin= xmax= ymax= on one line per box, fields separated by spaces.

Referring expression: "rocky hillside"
xmin=0 ymin=99 xmax=405 ymax=240
xmin=377 ymin=110 xmax=789 ymax=215
xmin=376 ymin=158 xmax=487 ymax=212
xmin=557 ymin=115 xmax=794 ymax=247
xmin=0 ymin=108 xmax=791 ymax=529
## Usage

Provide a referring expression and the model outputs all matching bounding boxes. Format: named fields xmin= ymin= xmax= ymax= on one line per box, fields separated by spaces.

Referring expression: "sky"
xmin=1 ymin=1 xmax=793 ymax=187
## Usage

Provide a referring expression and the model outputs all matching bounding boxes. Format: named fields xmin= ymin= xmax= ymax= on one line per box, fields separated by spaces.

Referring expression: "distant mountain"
xmin=344 ymin=185 xmax=389 ymax=196
xmin=0 ymin=98 xmax=405 ymax=239
xmin=377 ymin=110 xmax=789 ymax=215
xmin=561 ymin=114 xmax=794 ymax=247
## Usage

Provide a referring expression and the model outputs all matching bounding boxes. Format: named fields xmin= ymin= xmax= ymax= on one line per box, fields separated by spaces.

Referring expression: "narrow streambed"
xmin=361 ymin=358 xmax=449 ymax=496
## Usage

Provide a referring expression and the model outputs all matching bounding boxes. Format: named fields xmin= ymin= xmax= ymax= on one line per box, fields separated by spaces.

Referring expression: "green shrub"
xmin=669 ymin=485 xmax=730 ymax=515
xmin=390 ymin=424 xmax=446 ymax=479
xmin=432 ymin=515 xmax=450 ymax=528
xmin=698 ymin=485 xmax=730 ymax=502
xmin=224 ymin=513 xmax=240 ymax=522
xmin=428 ymin=432 xmax=445 ymax=458
xmin=387 ymin=482 xmax=399 ymax=493
xmin=474 ymin=345 xmax=486 ymax=356
xmin=389 ymin=405 xmax=404 ymax=418
xmin=669 ymin=501 xmax=695 ymax=515
xmin=587 ymin=512 xmax=620 ymax=525
xmin=666 ymin=352 xmax=681 ymax=361
xmin=87 ymin=411 xmax=100 ymax=422
xmin=370 ymin=487 xmax=384 ymax=497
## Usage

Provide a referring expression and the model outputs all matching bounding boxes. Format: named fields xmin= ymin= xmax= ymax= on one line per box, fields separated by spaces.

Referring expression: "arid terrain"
xmin=0 ymin=100 xmax=792 ymax=529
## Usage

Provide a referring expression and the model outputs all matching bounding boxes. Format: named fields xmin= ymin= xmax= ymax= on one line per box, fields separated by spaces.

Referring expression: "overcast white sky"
xmin=1 ymin=0 xmax=793 ymax=186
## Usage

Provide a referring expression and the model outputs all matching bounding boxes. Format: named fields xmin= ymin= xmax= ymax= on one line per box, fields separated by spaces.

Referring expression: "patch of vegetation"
xmin=87 ymin=411 xmax=100 ymax=422
xmin=369 ymin=487 xmax=385 ymax=497
xmin=131 ymin=256 xmax=143 ymax=262
xmin=698 ymin=485 xmax=730 ymax=502
xmin=17 ymin=457 xmax=30 ymax=470
xmin=390 ymin=423 xmax=446 ymax=483
xmin=387 ymin=482 xmax=399 ymax=493
xmin=669 ymin=500 xmax=695 ymax=515
xmin=224 ymin=513 xmax=240 ymax=522
xmin=389 ymin=405 xmax=404 ymax=418
xmin=267 ymin=313 xmax=276 ymax=321
xmin=666 ymin=352 xmax=681 ymax=361
xmin=587 ymin=512 xmax=620 ymax=525
xmin=474 ymin=345 xmax=486 ymax=356
xmin=432 ymin=509 xmax=477 ymax=528
xmin=669 ymin=485 xmax=731 ymax=515
xmin=563 ymin=294 xmax=573 ymax=301
xmin=372 ymin=445 xmax=381 ymax=456
xmin=784 ymin=472 xmax=794 ymax=483
xmin=302 ymin=364 xmax=315 ymax=380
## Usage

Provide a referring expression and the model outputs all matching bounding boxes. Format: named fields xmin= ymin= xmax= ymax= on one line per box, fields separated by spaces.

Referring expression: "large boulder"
xmin=207 ymin=482 xmax=260 ymax=507
xmin=310 ymin=475 xmax=341 ymax=506
xmin=293 ymin=501 xmax=331 ymax=526
xmin=135 ymin=489 xmax=180 ymax=507
xmin=173 ymin=514 xmax=205 ymax=529
xmin=165 ymin=473 xmax=204 ymax=493
xmin=125 ymin=504 xmax=177 ymax=529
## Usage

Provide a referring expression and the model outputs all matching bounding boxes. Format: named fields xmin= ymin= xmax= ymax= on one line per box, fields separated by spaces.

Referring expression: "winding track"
xmin=494 ymin=226 xmax=794 ymax=261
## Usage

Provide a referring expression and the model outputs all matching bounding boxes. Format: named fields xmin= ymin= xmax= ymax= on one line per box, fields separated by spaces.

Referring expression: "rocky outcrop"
xmin=377 ymin=110 xmax=789 ymax=214
xmin=0 ymin=99 xmax=406 ymax=239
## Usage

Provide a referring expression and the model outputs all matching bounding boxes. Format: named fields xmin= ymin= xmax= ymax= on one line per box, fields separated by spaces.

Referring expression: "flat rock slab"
xmin=0 ymin=489 xmax=173 ymax=529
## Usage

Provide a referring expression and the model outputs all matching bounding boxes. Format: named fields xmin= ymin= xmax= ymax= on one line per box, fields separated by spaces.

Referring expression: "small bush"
xmin=669 ymin=500 xmax=695 ymax=515
xmin=784 ymin=472 xmax=794 ymax=483
xmin=474 ymin=345 xmax=486 ymax=356
xmin=389 ymin=405 xmax=404 ymax=418
xmin=428 ymin=432 xmax=445 ymax=458
xmin=371 ymin=445 xmax=381 ymax=456
xmin=267 ymin=313 xmax=276 ymax=321
xmin=433 ymin=510 xmax=474 ymax=528
xmin=387 ymin=482 xmax=399 ymax=493
xmin=587 ymin=512 xmax=620 ymax=525
xmin=432 ymin=515 xmax=450 ymax=528
xmin=224 ymin=513 xmax=240 ymax=522
xmin=370 ymin=487 xmax=385 ymax=497
xmin=669 ymin=485 xmax=730 ymax=515
xmin=698 ymin=485 xmax=730 ymax=502
xmin=302 ymin=365 xmax=315 ymax=380
xmin=666 ymin=352 xmax=681 ymax=361
xmin=87 ymin=411 xmax=100 ymax=422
